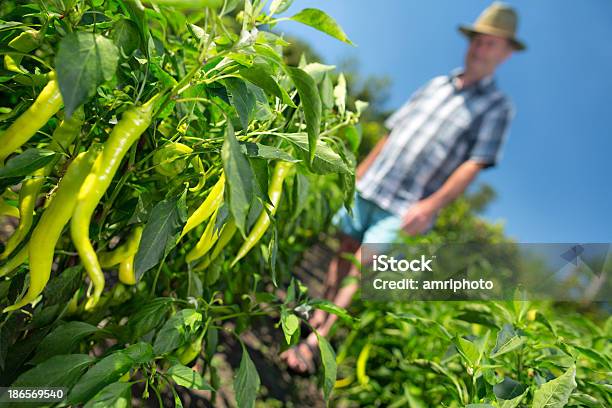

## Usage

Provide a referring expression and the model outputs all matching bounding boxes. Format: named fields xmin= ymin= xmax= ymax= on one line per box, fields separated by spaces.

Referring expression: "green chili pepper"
xmin=99 ymin=226 xmax=143 ymax=286
xmin=0 ymin=107 xmax=84 ymax=260
xmin=195 ymin=218 xmax=237 ymax=270
xmin=118 ymin=254 xmax=137 ymax=285
xmin=49 ymin=107 xmax=85 ymax=154
xmin=0 ymin=245 xmax=28 ymax=278
xmin=71 ymin=97 xmax=157 ymax=310
xmin=0 ymin=72 xmax=63 ymax=164
xmin=152 ymin=142 xmax=193 ymax=176
xmin=180 ymin=173 xmax=225 ymax=239
xmin=0 ymin=198 xmax=19 ymax=218
xmin=99 ymin=226 xmax=143 ymax=268
xmin=175 ymin=330 xmax=205 ymax=365
xmin=3 ymin=150 xmax=97 ymax=312
xmin=230 ymin=161 xmax=293 ymax=267
xmin=0 ymin=169 xmax=44 ymax=260
xmin=185 ymin=208 xmax=221 ymax=263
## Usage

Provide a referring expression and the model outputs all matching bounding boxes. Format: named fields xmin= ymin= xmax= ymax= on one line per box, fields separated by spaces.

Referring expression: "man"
xmin=283 ymin=2 xmax=525 ymax=373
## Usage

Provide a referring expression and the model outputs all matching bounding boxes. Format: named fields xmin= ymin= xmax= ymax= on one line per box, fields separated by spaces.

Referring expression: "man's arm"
xmin=402 ymin=159 xmax=486 ymax=235
xmin=356 ymin=134 xmax=388 ymax=180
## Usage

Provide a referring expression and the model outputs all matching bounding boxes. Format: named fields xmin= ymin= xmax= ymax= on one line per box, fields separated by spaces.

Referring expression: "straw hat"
xmin=459 ymin=2 xmax=526 ymax=51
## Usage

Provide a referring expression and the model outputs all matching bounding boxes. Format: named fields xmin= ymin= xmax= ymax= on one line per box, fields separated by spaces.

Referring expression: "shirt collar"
xmin=449 ymin=67 xmax=495 ymax=93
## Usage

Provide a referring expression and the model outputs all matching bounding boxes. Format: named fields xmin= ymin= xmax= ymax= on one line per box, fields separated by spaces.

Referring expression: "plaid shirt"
xmin=356 ymin=68 xmax=514 ymax=217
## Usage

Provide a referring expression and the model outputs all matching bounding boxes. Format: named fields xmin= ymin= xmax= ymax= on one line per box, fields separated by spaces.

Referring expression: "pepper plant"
xmin=0 ymin=0 xmax=361 ymax=405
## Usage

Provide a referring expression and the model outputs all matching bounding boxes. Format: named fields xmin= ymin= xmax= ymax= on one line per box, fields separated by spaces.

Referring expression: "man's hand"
xmin=401 ymin=199 xmax=437 ymax=235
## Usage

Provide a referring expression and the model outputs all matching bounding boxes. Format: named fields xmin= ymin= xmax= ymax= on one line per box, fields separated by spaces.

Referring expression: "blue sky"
xmin=275 ymin=0 xmax=612 ymax=243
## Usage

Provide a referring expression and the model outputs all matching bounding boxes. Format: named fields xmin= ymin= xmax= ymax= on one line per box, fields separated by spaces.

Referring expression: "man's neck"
xmin=457 ymin=70 xmax=493 ymax=89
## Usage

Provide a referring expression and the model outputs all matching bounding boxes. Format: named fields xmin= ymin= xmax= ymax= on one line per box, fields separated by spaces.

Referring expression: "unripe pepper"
xmin=99 ymin=226 xmax=143 ymax=268
xmin=0 ymin=245 xmax=28 ymax=278
xmin=194 ymin=218 xmax=237 ymax=270
xmin=0 ymin=72 xmax=63 ymax=164
xmin=230 ymin=161 xmax=293 ymax=267
xmin=152 ymin=142 xmax=193 ymax=176
xmin=180 ymin=173 xmax=225 ymax=239
xmin=0 ymin=198 xmax=19 ymax=218
xmin=3 ymin=150 xmax=97 ymax=312
xmin=71 ymin=97 xmax=157 ymax=310
xmin=0 ymin=107 xmax=84 ymax=259
xmin=99 ymin=226 xmax=143 ymax=286
xmin=185 ymin=208 xmax=221 ymax=263
xmin=175 ymin=331 xmax=205 ymax=365
xmin=0 ymin=170 xmax=44 ymax=259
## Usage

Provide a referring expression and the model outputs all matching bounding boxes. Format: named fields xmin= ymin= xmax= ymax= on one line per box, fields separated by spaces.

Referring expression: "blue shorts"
xmin=332 ymin=192 xmax=404 ymax=244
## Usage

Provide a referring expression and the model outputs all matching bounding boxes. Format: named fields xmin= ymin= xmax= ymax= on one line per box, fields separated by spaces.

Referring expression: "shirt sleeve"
xmin=468 ymin=99 xmax=514 ymax=169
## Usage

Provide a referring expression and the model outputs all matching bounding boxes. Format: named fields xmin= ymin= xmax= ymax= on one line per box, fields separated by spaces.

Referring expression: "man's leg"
xmin=309 ymin=233 xmax=360 ymax=328
xmin=283 ymin=246 xmax=363 ymax=373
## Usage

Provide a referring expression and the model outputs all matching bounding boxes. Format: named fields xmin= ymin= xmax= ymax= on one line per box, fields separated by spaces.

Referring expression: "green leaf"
xmin=123 ymin=342 xmax=154 ymax=364
xmin=320 ymin=72 xmax=333 ymax=109
xmin=534 ymin=311 xmax=557 ymax=337
xmin=286 ymin=67 xmax=321 ymax=164
xmin=247 ymin=82 xmax=274 ymax=121
xmin=532 ymin=365 xmax=577 ymax=408
xmin=569 ymin=343 xmax=611 ymax=370
xmin=303 ymin=62 xmax=336 ymax=84
xmin=168 ymin=364 xmax=214 ymax=391
xmin=68 ymin=352 xmax=134 ymax=405
xmin=315 ymin=332 xmax=337 ymax=400
xmin=290 ymin=172 xmax=309 ymax=221
xmin=153 ymin=309 xmax=202 ymax=355
xmin=343 ymin=125 xmax=361 ymax=153
xmin=494 ymin=377 xmax=528 ymax=408
xmin=111 ymin=18 xmax=140 ymax=56
xmin=490 ymin=324 xmax=525 ymax=358
xmin=269 ymin=0 xmax=294 ymax=15
xmin=0 ymin=148 xmax=57 ymax=179
xmin=83 ymin=382 xmax=131 ymax=408
xmin=278 ymin=133 xmax=350 ymax=174
xmin=234 ymin=344 xmax=260 ymax=408
xmin=240 ymin=142 xmax=300 ymax=163
xmin=30 ymin=321 xmax=98 ymax=364
xmin=39 ymin=266 xmax=81 ymax=308
xmin=280 ymin=309 xmax=299 ymax=345
xmin=134 ymin=192 xmax=187 ymax=279
xmin=12 ymin=354 xmax=93 ymax=388
xmin=455 ymin=336 xmax=481 ymax=368
xmin=144 ymin=0 xmax=223 ymax=8
xmin=225 ymin=77 xmax=255 ymax=130
xmin=309 ymin=299 xmax=353 ymax=324
xmin=569 ymin=393 xmax=604 ymax=408
xmin=239 ymin=64 xmax=295 ymax=107
xmin=388 ymin=313 xmax=453 ymax=341
xmin=222 ymin=123 xmax=256 ymax=236
xmin=289 ymin=8 xmax=354 ymax=45
xmin=127 ymin=297 xmax=173 ymax=341
xmin=55 ymin=32 xmax=119 ymax=118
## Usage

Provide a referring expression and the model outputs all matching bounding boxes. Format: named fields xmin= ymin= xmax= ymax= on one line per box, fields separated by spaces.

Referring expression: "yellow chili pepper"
xmin=0 ymin=73 xmax=63 ymax=164
xmin=3 ymin=150 xmax=97 ymax=312
xmin=180 ymin=173 xmax=225 ymax=239
xmin=230 ymin=161 xmax=293 ymax=267
xmin=71 ymin=97 xmax=156 ymax=310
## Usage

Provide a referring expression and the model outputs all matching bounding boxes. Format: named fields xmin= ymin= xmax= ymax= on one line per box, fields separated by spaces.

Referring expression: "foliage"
xmin=0 ymin=0 xmax=360 ymax=405
xmin=331 ymin=189 xmax=611 ymax=407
